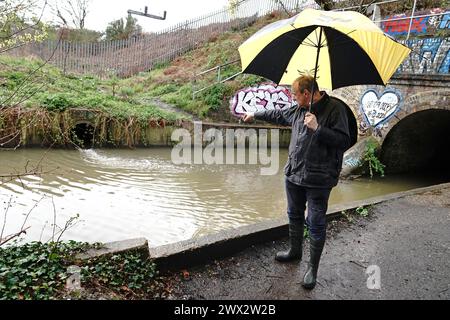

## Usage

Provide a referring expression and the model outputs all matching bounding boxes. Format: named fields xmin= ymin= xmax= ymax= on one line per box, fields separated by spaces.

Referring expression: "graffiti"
xmin=382 ymin=9 xmax=449 ymax=36
xmin=440 ymin=12 xmax=450 ymax=29
xmin=373 ymin=123 xmax=389 ymax=138
xmin=230 ymin=83 xmax=297 ymax=117
xmin=360 ymin=89 xmax=402 ymax=128
xmin=398 ymin=37 xmax=450 ymax=74
xmin=383 ymin=16 xmax=428 ymax=36
xmin=344 ymin=157 xmax=361 ymax=168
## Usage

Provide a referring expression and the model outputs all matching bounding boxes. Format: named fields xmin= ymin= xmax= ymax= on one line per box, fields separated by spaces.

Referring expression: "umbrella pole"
xmin=309 ymin=27 xmax=323 ymax=112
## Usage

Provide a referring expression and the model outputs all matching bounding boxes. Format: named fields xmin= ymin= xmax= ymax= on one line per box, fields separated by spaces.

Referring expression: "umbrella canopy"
xmin=238 ymin=8 xmax=411 ymax=90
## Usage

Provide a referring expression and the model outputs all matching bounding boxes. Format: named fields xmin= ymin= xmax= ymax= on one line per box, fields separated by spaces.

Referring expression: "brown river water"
xmin=0 ymin=148 xmax=447 ymax=247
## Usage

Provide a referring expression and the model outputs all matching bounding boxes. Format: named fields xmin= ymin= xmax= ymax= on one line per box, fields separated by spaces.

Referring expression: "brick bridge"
xmin=334 ymin=73 xmax=450 ymax=174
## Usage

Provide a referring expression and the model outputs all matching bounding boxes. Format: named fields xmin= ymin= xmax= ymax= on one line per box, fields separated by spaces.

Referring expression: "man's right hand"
xmin=241 ymin=112 xmax=255 ymax=123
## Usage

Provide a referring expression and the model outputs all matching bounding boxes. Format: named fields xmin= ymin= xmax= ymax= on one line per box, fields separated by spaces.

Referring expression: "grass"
xmin=0 ymin=55 xmax=183 ymax=123
xmin=127 ymin=13 xmax=279 ymax=121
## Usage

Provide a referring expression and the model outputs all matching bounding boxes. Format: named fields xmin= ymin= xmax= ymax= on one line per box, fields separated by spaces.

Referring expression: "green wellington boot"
xmin=302 ymin=237 xmax=325 ymax=289
xmin=275 ymin=219 xmax=303 ymax=262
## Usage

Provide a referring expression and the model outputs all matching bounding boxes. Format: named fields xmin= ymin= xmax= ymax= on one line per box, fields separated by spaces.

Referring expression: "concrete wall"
xmin=14 ymin=110 xmax=292 ymax=149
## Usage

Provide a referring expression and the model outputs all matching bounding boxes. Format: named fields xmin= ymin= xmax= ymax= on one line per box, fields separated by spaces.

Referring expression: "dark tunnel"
xmin=71 ymin=122 xmax=94 ymax=149
xmin=380 ymin=109 xmax=450 ymax=179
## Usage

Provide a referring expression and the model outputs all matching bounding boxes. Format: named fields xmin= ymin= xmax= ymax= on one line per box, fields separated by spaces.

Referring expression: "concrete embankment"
xmin=6 ymin=109 xmax=292 ymax=148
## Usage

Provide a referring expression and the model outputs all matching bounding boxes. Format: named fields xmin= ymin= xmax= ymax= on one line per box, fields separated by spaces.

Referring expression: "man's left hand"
xmin=304 ymin=112 xmax=318 ymax=131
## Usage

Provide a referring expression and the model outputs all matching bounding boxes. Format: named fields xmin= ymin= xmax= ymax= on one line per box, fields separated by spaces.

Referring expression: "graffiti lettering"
xmin=360 ymin=89 xmax=401 ymax=128
xmin=383 ymin=16 xmax=428 ymax=36
xmin=230 ymin=83 xmax=296 ymax=117
xmin=344 ymin=157 xmax=361 ymax=168
xmin=382 ymin=9 xmax=449 ymax=36
xmin=439 ymin=13 xmax=450 ymax=29
xmin=398 ymin=37 xmax=450 ymax=74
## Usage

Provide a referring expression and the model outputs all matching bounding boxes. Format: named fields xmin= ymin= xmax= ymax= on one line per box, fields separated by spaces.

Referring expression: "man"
xmin=242 ymin=75 xmax=351 ymax=289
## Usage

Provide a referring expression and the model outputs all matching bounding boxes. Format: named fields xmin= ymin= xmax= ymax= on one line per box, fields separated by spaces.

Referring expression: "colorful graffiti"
xmin=398 ymin=37 xmax=450 ymax=74
xmin=360 ymin=89 xmax=402 ymax=128
xmin=382 ymin=8 xmax=449 ymax=36
xmin=229 ymin=83 xmax=297 ymax=117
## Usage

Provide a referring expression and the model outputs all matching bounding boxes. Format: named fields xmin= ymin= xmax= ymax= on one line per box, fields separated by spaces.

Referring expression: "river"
xmin=0 ymin=148 xmax=447 ymax=247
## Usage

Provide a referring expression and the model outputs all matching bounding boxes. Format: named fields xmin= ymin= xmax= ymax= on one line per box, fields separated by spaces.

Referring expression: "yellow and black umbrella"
xmin=239 ymin=8 xmax=411 ymax=97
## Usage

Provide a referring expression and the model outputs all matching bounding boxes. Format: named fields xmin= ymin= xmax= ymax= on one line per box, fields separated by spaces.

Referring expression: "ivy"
xmin=0 ymin=241 xmax=94 ymax=300
xmin=81 ymin=251 xmax=158 ymax=293
xmin=0 ymin=241 xmax=158 ymax=300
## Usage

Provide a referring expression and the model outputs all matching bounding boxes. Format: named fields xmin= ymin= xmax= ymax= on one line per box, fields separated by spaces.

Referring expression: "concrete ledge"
xmin=149 ymin=218 xmax=288 ymax=271
xmin=76 ymin=237 xmax=149 ymax=260
xmin=150 ymin=182 xmax=450 ymax=272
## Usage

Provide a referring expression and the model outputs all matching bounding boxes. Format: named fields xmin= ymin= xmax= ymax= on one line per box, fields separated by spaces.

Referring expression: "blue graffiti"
xmin=439 ymin=47 xmax=450 ymax=73
xmin=439 ymin=13 xmax=450 ymax=29
xmin=398 ymin=37 xmax=450 ymax=74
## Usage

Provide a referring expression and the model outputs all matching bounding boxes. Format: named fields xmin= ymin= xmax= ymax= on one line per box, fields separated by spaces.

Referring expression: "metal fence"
xmin=4 ymin=0 xmax=319 ymax=78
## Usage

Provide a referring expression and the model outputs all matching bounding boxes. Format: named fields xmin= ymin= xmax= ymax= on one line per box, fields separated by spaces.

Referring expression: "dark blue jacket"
xmin=254 ymin=92 xmax=351 ymax=188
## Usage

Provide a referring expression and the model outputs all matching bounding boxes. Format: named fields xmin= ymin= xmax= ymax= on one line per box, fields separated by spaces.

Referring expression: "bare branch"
xmin=0 ymin=195 xmax=13 ymax=240
xmin=20 ymin=196 xmax=45 ymax=231
xmin=0 ymin=226 xmax=31 ymax=246
xmin=51 ymin=196 xmax=56 ymax=242
xmin=49 ymin=0 xmax=91 ymax=29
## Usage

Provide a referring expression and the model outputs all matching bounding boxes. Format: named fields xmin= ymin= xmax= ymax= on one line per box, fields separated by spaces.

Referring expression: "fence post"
xmin=406 ymin=0 xmax=417 ymax=41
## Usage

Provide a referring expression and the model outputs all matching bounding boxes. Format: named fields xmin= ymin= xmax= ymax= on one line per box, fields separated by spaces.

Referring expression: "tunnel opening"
xmin=380 ymin=109 xmax=450 ymax=180
xmin=71 ymin=122 xmax=94 ymax=149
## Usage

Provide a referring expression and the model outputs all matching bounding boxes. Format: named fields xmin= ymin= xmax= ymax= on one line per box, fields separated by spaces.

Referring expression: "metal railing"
xmin=3 ymin=0 xmax=447 ymax=79
xmin=3 ymin=0 xmax=319 ymax=78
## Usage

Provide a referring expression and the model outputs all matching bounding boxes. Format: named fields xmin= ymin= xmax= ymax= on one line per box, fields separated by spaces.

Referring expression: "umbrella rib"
xmin=314 ymin=28 xmax=320 ymax=47
xmin=323 ymin=29 xmax=359 ymax=50
xmin=284 ymin=34 xmax=319 ymax=48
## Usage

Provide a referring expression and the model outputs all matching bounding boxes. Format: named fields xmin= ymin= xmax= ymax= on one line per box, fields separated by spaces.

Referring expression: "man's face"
xmin=292 ymin=85 xmax=310 ymax=107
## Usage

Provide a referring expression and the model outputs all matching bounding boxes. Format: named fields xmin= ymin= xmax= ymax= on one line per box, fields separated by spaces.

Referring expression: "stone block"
xmin=75 ymin=237 xmax=149 ymax=260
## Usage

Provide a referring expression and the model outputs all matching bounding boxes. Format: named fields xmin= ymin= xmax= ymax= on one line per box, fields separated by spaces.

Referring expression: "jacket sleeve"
xmin=315 ymin=104 xmax=351 ymax=150
xmin=253 ymin=106 xmax=297 ymax=126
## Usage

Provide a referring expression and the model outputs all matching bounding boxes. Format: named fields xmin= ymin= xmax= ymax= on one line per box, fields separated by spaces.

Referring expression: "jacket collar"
xmin=309 ymin=91 xmax=329 ymax=116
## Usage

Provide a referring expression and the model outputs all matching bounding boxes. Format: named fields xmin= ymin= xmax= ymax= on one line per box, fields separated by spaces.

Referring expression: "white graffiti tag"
xmin=360 ymin=89 xmax=401 ymax=127
xmin=230 ymin=83 xmax=296 ymax=117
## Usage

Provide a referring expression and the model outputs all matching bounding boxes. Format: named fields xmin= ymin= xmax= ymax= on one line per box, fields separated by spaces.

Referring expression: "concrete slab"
xmin=76 ymin=237 xmax=149 ymax=260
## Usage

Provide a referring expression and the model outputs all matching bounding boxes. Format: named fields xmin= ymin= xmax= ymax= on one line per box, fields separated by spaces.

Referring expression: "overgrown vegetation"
xmin=0 ymin=55 xmax=187 ymax=147
xmin=132 ymin=12 xmax=279 ymax=121
xmin=0 ymin=240 xmax=160 ymax=300
xmin=363 ymin=140 xmax=386 ymax=178
xmin=340 ymin=205 xmax=373 ymax=223
xmin=0 ymin=56 xmax=181 ymax=121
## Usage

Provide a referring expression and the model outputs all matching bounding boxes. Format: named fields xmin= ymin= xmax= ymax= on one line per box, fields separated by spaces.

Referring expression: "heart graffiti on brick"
xmin=360 ymin=89 xmax=401 ymax=127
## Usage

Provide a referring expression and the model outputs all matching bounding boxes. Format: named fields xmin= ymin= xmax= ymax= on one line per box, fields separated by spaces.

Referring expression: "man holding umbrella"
xmin=238 ymin=7 xmax=410 ymax=290
xmin=242 ymin=74 xmax=350 ymax=289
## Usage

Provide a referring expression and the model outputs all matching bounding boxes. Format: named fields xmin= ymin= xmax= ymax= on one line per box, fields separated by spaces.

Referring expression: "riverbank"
xmin=162 ymin=184 xmax=450 ymax=300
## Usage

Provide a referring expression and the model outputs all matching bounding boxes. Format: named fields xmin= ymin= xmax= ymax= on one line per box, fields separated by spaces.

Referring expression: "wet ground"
xmin=165 ymin=186 xmax=450 ymax=300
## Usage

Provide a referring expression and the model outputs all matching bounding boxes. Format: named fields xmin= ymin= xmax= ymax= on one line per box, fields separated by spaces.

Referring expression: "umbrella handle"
xmin=309 ymin=27 xmax=323 ymax=112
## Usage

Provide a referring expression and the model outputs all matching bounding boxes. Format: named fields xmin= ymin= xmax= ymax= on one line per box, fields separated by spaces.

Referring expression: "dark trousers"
xmin=285 ymin=178 xmax=331 ymax=241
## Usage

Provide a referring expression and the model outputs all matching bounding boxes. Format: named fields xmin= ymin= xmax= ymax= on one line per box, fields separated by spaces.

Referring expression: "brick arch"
xmin=332 ymin=87 xmax=450 ymax=142
xmin=379 ymin=89 xmax=450 ymax=144
xmin=379 ymin=90 xmax=450 ymax=173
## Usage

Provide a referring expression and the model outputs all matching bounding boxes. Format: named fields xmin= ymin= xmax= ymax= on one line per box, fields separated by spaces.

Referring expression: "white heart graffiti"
xmin=361 ymin=89 xmax=401 ymax=127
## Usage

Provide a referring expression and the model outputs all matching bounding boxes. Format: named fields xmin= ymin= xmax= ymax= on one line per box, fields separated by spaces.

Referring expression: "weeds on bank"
xmin=340 ymin=205 xmax=373 ymax=223
xmin=363 ymin=140 xmax=386 ymax=178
